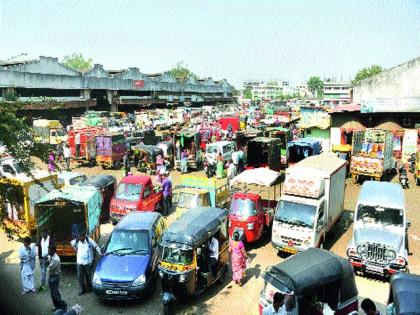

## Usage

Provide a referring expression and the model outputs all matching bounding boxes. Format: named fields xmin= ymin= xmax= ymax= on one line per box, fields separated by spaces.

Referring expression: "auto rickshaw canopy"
xmin=161 ymin=207 xmax=227 ymax=248
xmin=132 ymin=144 xmax=164 ymax=162
xmin=263 ymin=248 xmax=358 ymax=311
xmin=388 ymin=273 xmax=420 ymax=315
xmin=82 ymin=174 xmax=116 ymax=190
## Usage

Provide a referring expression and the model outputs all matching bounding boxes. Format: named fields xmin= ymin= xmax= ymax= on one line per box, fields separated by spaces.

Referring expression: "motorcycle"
xmin=399 ymin=166 xmax=409 ymax=189
xmin=203 ymin=158 xmax=216 ymax=178
xmin=409 ymin=153 xmax=415 ymax=173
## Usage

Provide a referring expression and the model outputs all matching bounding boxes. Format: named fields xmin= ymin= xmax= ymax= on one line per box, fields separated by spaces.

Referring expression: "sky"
xmin=1 ymin=0 xmax=419 ymax=88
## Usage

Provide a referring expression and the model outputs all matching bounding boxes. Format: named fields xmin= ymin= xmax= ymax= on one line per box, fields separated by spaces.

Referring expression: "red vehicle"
xmin=68 ymin=127 xmax=106 ymax=164
xmin=109 ymin=175 xmax=163 ymax=224
xmin=228 ymin=168 xmax=280 ymax=243
xmin=218 ymin=116 xmax=240 ymax=132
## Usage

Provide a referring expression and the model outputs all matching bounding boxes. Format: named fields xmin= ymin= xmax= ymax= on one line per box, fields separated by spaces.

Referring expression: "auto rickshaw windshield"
xmin=230 ymin=199 xmax=256 ymax=216
xmin=159 ymin=245 xmax=193 ymax=265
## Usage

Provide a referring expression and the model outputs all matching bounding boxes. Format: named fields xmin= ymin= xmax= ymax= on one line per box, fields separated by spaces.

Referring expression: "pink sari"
xmin=230 ymin=240 xmax=246 ymax=282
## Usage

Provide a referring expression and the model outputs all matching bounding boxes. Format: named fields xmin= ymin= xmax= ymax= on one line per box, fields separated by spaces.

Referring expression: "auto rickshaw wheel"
xmin=416 ymin=178 xmax=420 ymax=186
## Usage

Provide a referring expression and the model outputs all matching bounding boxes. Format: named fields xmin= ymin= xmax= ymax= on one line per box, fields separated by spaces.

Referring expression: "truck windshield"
xmin=116 ymin=183 xmax=143 ymax=201
xmin=178 ymin=193 xmax=200 ymax=209
xmin=159 ymin=245 xmax=193 ymax=265
xmin=106 ymin=229 xmax=149 ymax=255
xmin=356 ymin=205 xmax=404 ymax=226
xmin=275 ymin=200 xmax=316 ymax=228
xmin=230 ymin=199 xmax=256 ymax=216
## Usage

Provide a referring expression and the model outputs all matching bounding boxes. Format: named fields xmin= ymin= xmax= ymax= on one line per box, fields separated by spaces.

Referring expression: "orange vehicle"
xmin=68 ymin=127 xmax=106 ymax=164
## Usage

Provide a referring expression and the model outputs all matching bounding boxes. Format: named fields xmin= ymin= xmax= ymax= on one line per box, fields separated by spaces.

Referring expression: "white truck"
xmin=272 ymin=154 xmax=347 ymax=254
xmin=33 ymin=119 xmax=67 ymax=146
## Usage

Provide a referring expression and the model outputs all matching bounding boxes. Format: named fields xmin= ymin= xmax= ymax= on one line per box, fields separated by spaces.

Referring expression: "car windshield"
xmin=69 ymin=175 xmax=87 ymax=185
xmin=356 ymin=205 xmax=404 ymax=226
xmin=275 ymin=200 xmax=316 ymax=228
xmin=178 ymin=193 xmax=200 ymax=209
xmin=106 ymin=230 xmax=149 ymax=255
xmin=159 ymin=245 xmax=193 ymax=265
xmin=230 ymin=199 xmax=256 ymax=216
xmin=116 ymin=183 xmax=143 ymax=201
xmin=56 ymin=130 xmax=66 ymax=137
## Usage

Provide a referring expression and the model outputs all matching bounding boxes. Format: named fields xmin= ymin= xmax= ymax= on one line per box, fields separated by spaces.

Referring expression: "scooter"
xmin=409 ymin=153 xmax=415 ymax=173
xmin=399 ymin=167 xmax=409 ymax=189
xmin=203 ymin=158 xmax=216 ymax=178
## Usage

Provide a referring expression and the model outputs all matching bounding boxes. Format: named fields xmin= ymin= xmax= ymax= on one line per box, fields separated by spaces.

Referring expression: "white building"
xmin=323 ymin=81 xmax=352 ymax=105
xmin=243 ymin=80 xmax=290 ymax=100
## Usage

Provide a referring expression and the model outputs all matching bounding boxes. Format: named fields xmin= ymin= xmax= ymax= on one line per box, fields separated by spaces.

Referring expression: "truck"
xmin=272 ymin=154 xmax=347 ymax=254
xmin=350 ymin=128 xmax=395 ymax=182
xmin=0 ymin=170 xmax=57 ymax=237
xmin=174 ymin=130 xmax=202 ymax=171
xmin=346 ymin=181 xmax=409 ymax=277
xmin=175 ymin=175 xmax=230 ymax=218
xmin=67 ymin=127 xmax=106 ymax=165
xmin=95 ymin=134 xmax=127 ymax=169
xmin=33 ymin=119 xmax=67 ymax=146
xmin=246 ymin=137 xmax=282 ymax=171
xmin=109 ymin=175 xmax=163 ymax=224
xmin=35 ymin=185 xmax=102 ymax=261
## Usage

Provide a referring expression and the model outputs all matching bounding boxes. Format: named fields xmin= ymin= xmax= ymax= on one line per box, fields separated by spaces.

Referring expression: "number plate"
xmin=366 ymin=264 xmax=383 ymax=273
xmin=282 ymin=247 xmax=298 ymax=254
xmin=106 ymin=290 xmax=128 ymax=295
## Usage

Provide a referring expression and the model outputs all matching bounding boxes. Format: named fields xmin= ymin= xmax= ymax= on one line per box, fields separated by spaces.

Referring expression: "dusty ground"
xmin=1 ymin=158 xmax=419 ymax=315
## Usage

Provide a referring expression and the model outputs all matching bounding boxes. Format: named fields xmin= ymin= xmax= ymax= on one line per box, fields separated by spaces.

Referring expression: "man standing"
xmin=63 ymin=144 xmax=71 ymax=171
xmin=208 ymin=236 xmax=219 ymax=278
xmin=48 ymin=245 xmax=67 ymax=311
xmin=361 ymin=298 xmax=383 ymax=315
xmin=19 ymin=237 xmax=37 ymax=295
xmin=161 ymin=172 xmax=172 ymax=216
xmin=37 ymin=229 xmax=51 ymax=293
xmin=123 ymin=153 xmax=130 ymax=177
xmin=70 ymin=231 xmax=102 ymax=295
xmin=75 ymin=133 xmax=81 ymax=157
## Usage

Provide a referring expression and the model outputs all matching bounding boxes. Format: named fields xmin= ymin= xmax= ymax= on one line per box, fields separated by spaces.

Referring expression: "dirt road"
xmin=1 ymin=159 xmax=419 ymax=314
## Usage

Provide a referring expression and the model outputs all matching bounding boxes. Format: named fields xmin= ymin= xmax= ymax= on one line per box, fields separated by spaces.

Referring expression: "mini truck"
xmin=272 ymin=154 xmax=347 ymax=254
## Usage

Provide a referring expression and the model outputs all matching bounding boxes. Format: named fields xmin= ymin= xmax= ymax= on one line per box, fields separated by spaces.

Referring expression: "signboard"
xmin=282 ymin=174 xmax=324 ymax=198
xmin=361 ymin=98 xmax=420 ymax=113
xmin=133 ymin=80 xmax=145 ymax=88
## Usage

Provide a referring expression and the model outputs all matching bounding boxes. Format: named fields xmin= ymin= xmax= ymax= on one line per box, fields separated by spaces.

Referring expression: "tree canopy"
xmin=243 ymin=87 xmax=252 ymax=99
xmin=307 ymin=76 xmax=324 ymax=98
xmin=168 ymin=61 xmax=198 ymax=82
xmin=352 ymin=65 xmax=383 ymax=85
xmin=62 ymin=53 xmax=93 ymax=72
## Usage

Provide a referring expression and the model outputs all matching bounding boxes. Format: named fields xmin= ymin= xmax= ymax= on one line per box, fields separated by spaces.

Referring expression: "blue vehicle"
xmin=92 ymin=212 xmax=165 ymax=300
xmin=287 ymin=137 xmax=322 ymax=165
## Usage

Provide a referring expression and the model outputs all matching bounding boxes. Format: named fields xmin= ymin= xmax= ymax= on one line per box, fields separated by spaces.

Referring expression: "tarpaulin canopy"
xmin=230 ymin=167 xmax=280 ymax=187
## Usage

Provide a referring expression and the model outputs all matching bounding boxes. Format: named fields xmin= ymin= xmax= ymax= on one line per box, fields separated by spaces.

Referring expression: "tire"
xmin=417 ymin=178 xmax=420 ymax=186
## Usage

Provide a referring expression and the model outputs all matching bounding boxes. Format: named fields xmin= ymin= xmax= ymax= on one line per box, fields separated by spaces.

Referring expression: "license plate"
xmin=366 ymin=265 xmax=383 ymax=273
xmin=106 ymin=290 xmax=128 ymax=295
xmin=282 ymin=247 xmax=298 ymax=254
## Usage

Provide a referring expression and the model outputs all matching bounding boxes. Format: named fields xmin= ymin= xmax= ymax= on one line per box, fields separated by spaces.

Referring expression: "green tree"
xmin=307 ymin=76 xmax=324 ymax=98
xmin=168 ymin=61 xmax=198 ymax=82
xmin=243 ymin=87 xmax=252 ymax=99
xmin=352 ymin=65 xmax=383 ymax=85
xmin=62 ymin=53 xmax=93 ymax=72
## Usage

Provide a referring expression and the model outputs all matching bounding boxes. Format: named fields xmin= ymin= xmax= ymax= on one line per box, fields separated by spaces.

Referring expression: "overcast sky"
xmin=1 ymin=0 xmax=419 ymax=87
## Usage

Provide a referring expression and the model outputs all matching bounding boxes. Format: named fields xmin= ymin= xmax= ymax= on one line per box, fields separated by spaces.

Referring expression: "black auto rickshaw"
xmin=159 ymin=207 xmax=229 ymax=314
xmin=259 ymin=248 xmax=358 ymax=315
xmin=131 ymin=129 xmax=159 ymax=145
xmin=157 ymin=141 xmax=174 ymax=166
xmin=132 ymin=144 xmax=164 ymax=175
xmin=247 ymin=137 xmax=282 ymax=171
xmin=387 ymin=273 xmax=420 ymax=315
xmin=82 ymin=175 xmax=117 ymax=223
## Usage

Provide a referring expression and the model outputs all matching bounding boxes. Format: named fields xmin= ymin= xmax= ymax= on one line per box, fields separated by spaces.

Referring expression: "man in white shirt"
xmin=37 ymin=229 xmax=51 ymax=292
xmin=63 ymin=144 xmax=71 ymax=171
xmin=75 ymin=133 xmax=81 ymax=157
xmin=263 ymin=292 xmax=284 ymax=315
xmin=208 ymin=236 xmax=219 ymax=278
xmin=70 ymin=231 xmax=102 ymax=295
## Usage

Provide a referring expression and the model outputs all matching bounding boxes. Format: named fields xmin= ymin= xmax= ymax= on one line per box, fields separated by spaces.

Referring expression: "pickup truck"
xmin=175 ymin=175 xmax=230 ymax=218
xmin=109 ymin=175 xmax=163 ymax=224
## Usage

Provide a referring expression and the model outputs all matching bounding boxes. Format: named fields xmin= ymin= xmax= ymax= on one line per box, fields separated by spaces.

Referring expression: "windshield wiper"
xmin=287 ymin=219 xmax=311 ymax=228
xmin=127 ymin=249 xmax=148 ymax=255
xmin=105 ymin=248 xmax=132 ymax=256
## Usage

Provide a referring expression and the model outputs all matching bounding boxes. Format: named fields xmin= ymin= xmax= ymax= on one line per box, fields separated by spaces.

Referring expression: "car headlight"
xmin=93 ymin=272 xmax=102 ymax=286
xmin=247 ymin=223 xmax=254 ymax=230
xmin=132 ymin=274 xmax=146 ymax=287
xmin=356 ymin=244 xmax=367 ymax=256
xmin=159 ymin=270 xmax=164 ymax=278
xmin=385 ymin=249 xmax=396 ymax=261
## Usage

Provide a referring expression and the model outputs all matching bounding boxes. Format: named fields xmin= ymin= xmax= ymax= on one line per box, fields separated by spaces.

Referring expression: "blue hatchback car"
xmin=93 ymin=212 xmax=165 ymax=300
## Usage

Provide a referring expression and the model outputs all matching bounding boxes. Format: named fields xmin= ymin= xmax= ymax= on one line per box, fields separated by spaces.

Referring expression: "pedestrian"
xmin=231 ymin=150 xmax=240 ymax=174
xmin=37 ymin=229 xmax=51 ymax=293
xmin=181 ymin=149 xmax=188 ymax=173
xmin=63 ymin=143 xmax=71 ymax=171
xmin=75 ymin=132 xmax=81 ymax=157
xmin=19 ymin=236 xmax=36 ymax=294
xmin=161 ymin=172 xmax=172 ymax=216
xmin=48 ymin=245 xmax=67 ymax=311
xmin=229 ymin=231 xmax=247 ymax=286
xmin=48 ymin=151 xmax=56 ymax=172
xmin=227 ymin=159 xmax=237 ymax=186
xmin=175 ymin=140 xmax=181 ymax=160
xmin=361 ymin=298 xmax=383 ymax=315
xmin=123 ymin=152 xmax=130 ymax=177
xmin=216 ymin=153 xmax=225 ymax=179
xmin=70 ymin=231 xmax=102 ymax=295
xmin=57 ymin=143 xmax=63 ymax=162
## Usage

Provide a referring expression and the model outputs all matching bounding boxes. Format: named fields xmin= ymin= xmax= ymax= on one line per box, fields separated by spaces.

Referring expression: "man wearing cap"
xmin=70 ymin=231 xmax=102 ymax=295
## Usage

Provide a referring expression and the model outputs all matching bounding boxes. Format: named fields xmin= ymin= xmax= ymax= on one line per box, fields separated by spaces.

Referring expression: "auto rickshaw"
xmin=260 ymin=248 xmax=358 ymax=315
xmin=159 ymin=207 xmax=229 ymax=314
xmin=387 ymin=273 xmax=420 ymax=315
xmin=132 ymin=144 xmax=164 ymax=175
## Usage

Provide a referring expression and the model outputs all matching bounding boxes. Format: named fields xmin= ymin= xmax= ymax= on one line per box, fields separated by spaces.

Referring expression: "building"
xmin=323 ymin=81 xmax=352 ymax=105
xmin=243 ymin=80 xmax=290 ymax=101
xmin=295 ymin=83 xmax=309 ymax=98
xmin=0 ymin=56 xmax=235 ymax=116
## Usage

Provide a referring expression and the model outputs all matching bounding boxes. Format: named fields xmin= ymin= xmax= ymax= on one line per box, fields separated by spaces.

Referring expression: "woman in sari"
xmin=19 ymin=236 xmax=36 ymax=294
xmin=216 ymin=153 xmax=225 ymax=179
xmin=229 ymin=231 xmax=247 ymax=286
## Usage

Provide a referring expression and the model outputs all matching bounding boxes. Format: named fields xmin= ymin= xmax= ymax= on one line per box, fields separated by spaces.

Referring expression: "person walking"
xmin=227 ymin=159 xmax=237 ymax=187
xmin=181 ymin=149 xmax=188 ymax=174
xmin=19 ymin=236 xmax=37 ymax=294
xmin=161 ymin=172 xmax=172 ymax=216
xmin=229 ymin=231 xmax=247 ymax=286
xmin=70 ymin=231 xmax=102 ymax=295
xmin=48 ymin=151 xmax=56 ymax=172
xmin=63 ymin=144 xmax=71 ymax=171
xmin=37 ymin=229 xmax=51 ymax=293
xmin=48 ymin=245 xmax=67 ymax=311
xmin=75 ymin=133 xmax=81 ymax=157
xmin=361 ymin=298 xmax=383 ymax=315
xmin=123 ymin=152 xmax=130 ymax=177
xmin=216 ymin=153 xmax=225 ymax=179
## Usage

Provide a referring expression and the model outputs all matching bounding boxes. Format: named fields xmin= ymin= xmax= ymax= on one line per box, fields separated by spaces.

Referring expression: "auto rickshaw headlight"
xmin=132 ymin=274 xmax=146 ymax=287
xmin=159 ymin=270 xmax=164 ymax=278
xmin=93 ymin=272 xmax=102 ymax=286
xmin=179 ymin=274 xmax=187 ymax=282
xmin=247 ymin=223 xmax=254 ymax=230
